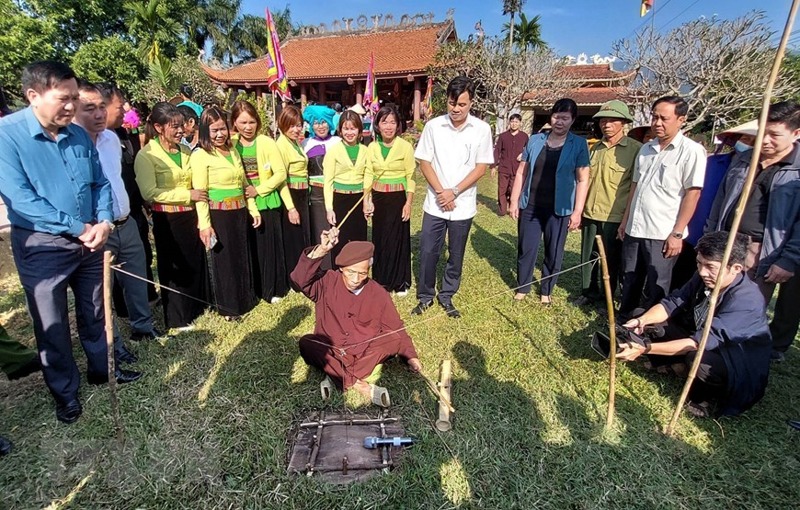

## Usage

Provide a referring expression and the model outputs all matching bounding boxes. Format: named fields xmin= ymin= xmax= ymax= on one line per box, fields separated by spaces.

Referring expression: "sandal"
xmin=370 ymin=384 xmax=390 ymax=407
xmin=513 ymin=293 xmax=527 ymax=301
xmin=685 ymin=401 xmax=711 ymax=418
xmin=320 ymin=376 xmax=334 ymax=400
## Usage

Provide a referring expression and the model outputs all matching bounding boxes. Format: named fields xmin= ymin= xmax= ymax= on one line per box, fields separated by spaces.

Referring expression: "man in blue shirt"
xmin=0 ymin=61 xmax=141 ymax=425
xmin=617 ymin=231 xmax=772 ymax=417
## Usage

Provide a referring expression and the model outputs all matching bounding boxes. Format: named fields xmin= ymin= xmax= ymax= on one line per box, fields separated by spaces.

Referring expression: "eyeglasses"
xmin=342 ymin=269 xmax=369 ymax=278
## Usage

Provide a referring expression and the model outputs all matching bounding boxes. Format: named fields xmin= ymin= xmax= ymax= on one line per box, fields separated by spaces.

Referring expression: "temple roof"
xmin=204 ymin=22 xmax=456 ymax=86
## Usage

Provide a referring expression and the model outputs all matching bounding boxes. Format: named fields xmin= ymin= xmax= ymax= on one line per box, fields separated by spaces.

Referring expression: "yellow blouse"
xmin=276 ymin=134 xmax=309 ymax=179
xmin=134 ymin=139 xmax=194 ymax=205
xmin=231 ymin=133 xmax=293 ymax=208
xmin=322 ymin=141 xmax=371 ymax=211
xmin=365 ymin=137 xmax=417 ymax=194
xmin=189 ymin=147 xmax=259 ymax=230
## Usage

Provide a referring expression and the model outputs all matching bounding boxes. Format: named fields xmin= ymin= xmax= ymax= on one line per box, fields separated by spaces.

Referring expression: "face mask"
xmin=734 ymin=140 xmax=752 ymax=153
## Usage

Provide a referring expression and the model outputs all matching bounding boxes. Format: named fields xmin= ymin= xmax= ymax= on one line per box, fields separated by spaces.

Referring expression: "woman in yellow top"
xmin=364 ymin=106 xmax=416 ymax=294
xmin=230 ymin=100 xmax=291 ymax=304
xmin=134 ymin=102 xmax=208 ymax=330
xmin=275 ymin=105 xmax=310 ymax=275
xmin=323 ymin=110 xmax=371 ymax=264
xmin=190 ymin=106 xmax=260 ymax=319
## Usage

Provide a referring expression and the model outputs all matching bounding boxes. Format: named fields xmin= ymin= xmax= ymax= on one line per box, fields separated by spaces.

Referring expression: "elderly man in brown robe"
xmin=291 ymin=228 xmax=422 ymax=406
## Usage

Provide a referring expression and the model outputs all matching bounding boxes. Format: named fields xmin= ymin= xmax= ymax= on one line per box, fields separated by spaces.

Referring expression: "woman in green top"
xmin=190 ymin=106 xmax=260 ymax=319
xmin=231 ymin=100 xmax=291 ymax=303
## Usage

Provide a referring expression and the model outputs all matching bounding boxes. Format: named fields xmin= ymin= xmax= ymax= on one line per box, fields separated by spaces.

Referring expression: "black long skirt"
xmin=372 ymin=191 xmax=411 ymax=292
xmin=283 ymin=187 xmax=311 ymax=275
xmin=152 ymin=210 xmax=209 ymax=328
xmin=332 ymin=192 xmax=368 ymax=266
xmin=209 ymin=208 xmax=257 ymax=317
xmin=250 ymin=208 xmax=289 ymax=301
xmin=309 ymin=186 xmax=332 ymax=270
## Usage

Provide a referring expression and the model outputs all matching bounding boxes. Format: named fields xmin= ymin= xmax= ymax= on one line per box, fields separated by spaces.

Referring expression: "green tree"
xmin=124 ymin=0 xmax=182 ymax=62
xmin=237 ymin=14 xmax=269 ymax=60
xmin=21 ymin=0 xmax=125 ymax=53
xmin=206 ymin=0 xmax=242 ymax=65
xmin=0 ymin=0 xmax=57 ymax=97
xmin=502 ymin=0 xmax=526 ymax=48
xmin=71 ymin=35 xmax=145 ymax=95
xmin=134 ymin=54 xmax=218 ymax=105
xmin=503 ymin=13 xmax=546 ymax=51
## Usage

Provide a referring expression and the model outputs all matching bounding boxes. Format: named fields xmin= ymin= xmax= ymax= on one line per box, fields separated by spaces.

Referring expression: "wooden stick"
xmin=335 ymin=193 xmax=367 ymax=230
xmin=103 ymin=251 xmax=124 ymax=443
xmin=419 ymin=370 xmax=455 ymax=414
xmin=596 ymin=236 xmax=617 ymax=429
xmin=665 ymin=0 xmax=800 ymax=436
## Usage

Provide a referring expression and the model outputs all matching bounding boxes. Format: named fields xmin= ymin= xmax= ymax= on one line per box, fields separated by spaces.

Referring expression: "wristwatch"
xmin=102 ymin=219 xmax=116 ymax=232
xmin=671 ymin=231 xmax=683 ymax=239
xmin=452 ymin=186 xmax=460 ymax=197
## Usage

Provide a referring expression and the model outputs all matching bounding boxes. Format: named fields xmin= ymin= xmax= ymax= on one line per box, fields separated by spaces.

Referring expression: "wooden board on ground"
xmin=287 ymin=411 xmax=408 ymax=484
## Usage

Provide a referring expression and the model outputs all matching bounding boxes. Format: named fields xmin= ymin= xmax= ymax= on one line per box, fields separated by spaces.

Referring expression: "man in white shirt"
xmin=412 ymin=77 xmax=494 ymax=318
xmin=73 ymin=82 xmax=162 ymax=361
xmin=618 ymin=96 xmax=707 ymax=318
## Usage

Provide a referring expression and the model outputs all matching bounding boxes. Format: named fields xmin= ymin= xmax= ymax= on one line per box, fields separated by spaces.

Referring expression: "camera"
xmin=591 ymin=324 xmax=652 ymax=359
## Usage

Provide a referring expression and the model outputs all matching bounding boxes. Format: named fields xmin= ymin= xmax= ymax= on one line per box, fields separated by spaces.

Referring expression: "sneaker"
xmin=411 ymin=300 xmax=433 ymax=315
xmin=771 ymin=350 xmax=786 ymax=363
xmin=270 ymin=296 xmax=283 ymax=304
xmin=438 ymin=301 xmax=461 ymax=319
xmin=131 ymin=328 xmax=167 ymax=342
xmin=396 ymin=290 xmax=408 ymax=297
xmin=174 ymin=324 xmax=196 ymax=333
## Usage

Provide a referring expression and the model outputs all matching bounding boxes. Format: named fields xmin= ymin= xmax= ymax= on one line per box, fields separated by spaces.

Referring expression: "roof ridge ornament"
xmin=297 ymin=11 xmax=445 ymax=37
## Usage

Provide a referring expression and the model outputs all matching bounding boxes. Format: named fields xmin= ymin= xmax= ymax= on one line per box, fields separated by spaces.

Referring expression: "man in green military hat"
xmin=575 ymin=100 xmax=641 ymax=306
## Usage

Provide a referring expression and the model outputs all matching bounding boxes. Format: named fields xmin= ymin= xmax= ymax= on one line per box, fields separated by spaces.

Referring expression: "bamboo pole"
xmin=665 ymin=0 xmax=800 ymax=436
xmin=435 ymin=360 xmax=453 ymax=432
xmin=103 ymin=251 xmax=124 ymax=443
xmin=596 ymin=236 xmax=617 ymax=429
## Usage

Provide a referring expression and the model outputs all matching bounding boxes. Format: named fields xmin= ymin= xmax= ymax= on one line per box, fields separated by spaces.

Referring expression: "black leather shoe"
xmin=116 ymin=346 xmax=138 ymax=365
xmin=411 ymin=300 xmax=433 ymax=315
xmin=56 ymin=399 xmax=82 ymax=424
xmin=87 ymin=369 xmax=143 ymax=386
xmin=0 ymin=435 xmax=12 ymax=455
xmin=439 ymin=301 xmax=461 ymax=319
xmin=131 ymin=328 xmax=166 ymax=342
xmin=6 ymin=356 xmax=42 ymax=380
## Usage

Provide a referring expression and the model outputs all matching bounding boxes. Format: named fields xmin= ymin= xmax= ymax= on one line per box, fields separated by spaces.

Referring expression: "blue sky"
xmin=244 ymin=0 xmax=797 ymax=57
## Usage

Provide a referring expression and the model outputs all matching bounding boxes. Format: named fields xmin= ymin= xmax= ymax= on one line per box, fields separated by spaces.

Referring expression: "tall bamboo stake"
xmin=665 ymin=0 xmax=800 ymax=436
xmin=103 ymin=251 xmax=124 ymax=443
xmin=596 ymin=236 xmax=617 ymax=429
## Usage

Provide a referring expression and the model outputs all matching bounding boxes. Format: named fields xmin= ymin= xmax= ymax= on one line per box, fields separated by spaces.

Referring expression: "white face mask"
xmin=734 ymin=140 xmax=752 ymax=153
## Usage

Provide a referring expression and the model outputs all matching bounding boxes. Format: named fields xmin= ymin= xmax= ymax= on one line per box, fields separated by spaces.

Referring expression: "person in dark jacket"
xmin=617 ymin=231 xmax=772 ymax=417
xmin=705 ymin=102 xmax=800 ymax=362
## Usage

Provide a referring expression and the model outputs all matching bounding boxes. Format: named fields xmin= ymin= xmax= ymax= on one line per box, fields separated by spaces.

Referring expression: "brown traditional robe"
xmin=291 ymin=247 xmax=419 ymax=389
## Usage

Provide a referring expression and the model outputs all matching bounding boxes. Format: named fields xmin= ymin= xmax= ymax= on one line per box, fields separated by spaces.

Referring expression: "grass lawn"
xmin=1 ymin=175 xmax=800 ymax=509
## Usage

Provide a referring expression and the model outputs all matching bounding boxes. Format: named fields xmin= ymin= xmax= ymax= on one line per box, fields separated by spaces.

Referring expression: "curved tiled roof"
xmin=204 ymin=22 xmax=455 ymax=85
xmin=524 ymin=86 xmax=626 ymax=106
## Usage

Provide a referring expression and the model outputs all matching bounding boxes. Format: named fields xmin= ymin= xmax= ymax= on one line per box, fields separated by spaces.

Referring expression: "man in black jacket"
xmin=618 ymin=231 xmax=772 ymax=417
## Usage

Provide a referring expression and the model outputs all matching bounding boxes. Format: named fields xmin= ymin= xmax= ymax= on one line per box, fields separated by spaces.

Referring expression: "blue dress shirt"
xmin=0 ymin=107 xmax=112 ymax=236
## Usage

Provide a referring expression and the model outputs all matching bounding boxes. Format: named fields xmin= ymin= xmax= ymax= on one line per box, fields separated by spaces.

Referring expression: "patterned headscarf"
xmin=302 ymin=105 xmax=336 ymax=136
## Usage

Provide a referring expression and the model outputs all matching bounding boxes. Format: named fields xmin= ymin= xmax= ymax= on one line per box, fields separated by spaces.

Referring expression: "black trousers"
xmin=638 ymin=312 xmax=728 ymax=405
xmin=283 ymin=188 xmax=311 ymax=276
xmin=516 ymin=205 xmax=569 ymax=296
xmin=309 ymin=185 xmax=332 ymax=270
xmin=10 ymin=227 xmax=109 ymax=405
xmin=770 ymin=274 xmax=800 ymax=353
xmin=417 ymin=212 xmax=473 ymax=305
xmin=620 ymin=236 xmax=677 ymax=317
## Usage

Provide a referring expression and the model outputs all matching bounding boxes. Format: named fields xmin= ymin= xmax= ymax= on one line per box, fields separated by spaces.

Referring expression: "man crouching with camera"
xmin=617 ymin=231 xmax=772 ymax=418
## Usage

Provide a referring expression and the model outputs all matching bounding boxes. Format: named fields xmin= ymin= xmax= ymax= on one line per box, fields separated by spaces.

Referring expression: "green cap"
xmin=593 ymin=100 xmax=635 ymax=122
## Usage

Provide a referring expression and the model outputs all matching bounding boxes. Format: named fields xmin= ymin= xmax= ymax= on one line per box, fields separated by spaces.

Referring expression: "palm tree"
xmin=124 ymin=0 xmax=181 ymax=63
xmin=502 ymin=0 xmax=526 ymax=48
xmin=503 ymin=13 xmax=547 ymax=52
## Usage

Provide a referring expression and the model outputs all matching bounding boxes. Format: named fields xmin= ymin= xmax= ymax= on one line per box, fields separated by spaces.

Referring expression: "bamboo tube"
xmin=665 ymin=0 xmax=800 ymax=436
xmin=103 ymin=251 xmax=124 ymax=443
xmin=435 ymin=360 xmax=453 ymax=432
xmin=596 ymin=236 xmax=617 ymax=429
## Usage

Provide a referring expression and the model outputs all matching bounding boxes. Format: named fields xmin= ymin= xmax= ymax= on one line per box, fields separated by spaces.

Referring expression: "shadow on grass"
xmin=471 ymin=223 xmax=517 ymax=288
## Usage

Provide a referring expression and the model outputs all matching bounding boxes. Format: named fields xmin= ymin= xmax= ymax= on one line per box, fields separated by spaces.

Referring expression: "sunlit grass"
xmin=0 ymin=175 xmax=799 ymax=508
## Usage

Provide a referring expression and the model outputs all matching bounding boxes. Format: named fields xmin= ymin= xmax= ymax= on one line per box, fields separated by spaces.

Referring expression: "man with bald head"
xmin=291 ymin=228 xmax=422 ymax=406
